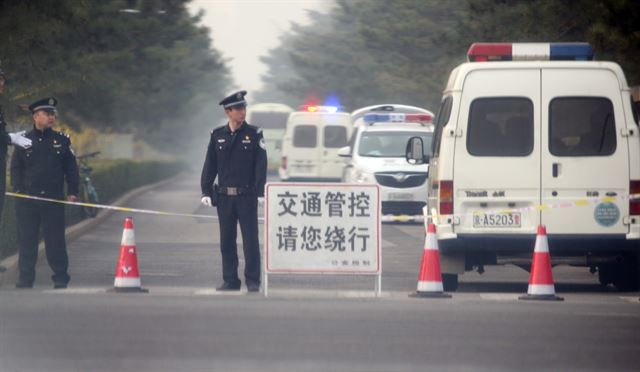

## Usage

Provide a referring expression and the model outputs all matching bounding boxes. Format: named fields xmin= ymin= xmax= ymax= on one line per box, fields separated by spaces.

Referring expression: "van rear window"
xmin=467 ymin=97 xmax=534 ymax=156
xmin=250 ymin=112 xmax=290 ymax=129
xmin=550 ymin=97 xmax=616 ymax=156
xmin=324 ymin=126 xmax=347 ymax=148
xmin=293 ymin=125 xmax=317 ymax=148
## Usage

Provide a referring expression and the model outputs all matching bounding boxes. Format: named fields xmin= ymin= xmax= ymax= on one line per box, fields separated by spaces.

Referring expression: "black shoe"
xmin=246 ymin=283 xmax=260 ymax=292
xmin=216 ymin=282 xmax=241 ymax=291
xmin=15 ymin=282 xmax=33 ymax=289
xmin=53 ymin=283 xmax=68 ymax=289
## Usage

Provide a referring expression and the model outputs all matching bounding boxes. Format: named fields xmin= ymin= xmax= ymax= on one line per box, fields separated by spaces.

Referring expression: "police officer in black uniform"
xmin=201 ymin=90 xmax=267 ymax=292
xmin=10 ymin=97 xmax=79 ymax=289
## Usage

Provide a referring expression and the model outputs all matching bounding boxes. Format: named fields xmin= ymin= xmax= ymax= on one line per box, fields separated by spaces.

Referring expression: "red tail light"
xmin=281 ymin=156 xmax=288 ymax=170
xmin=439 ymin=180 xmax=454 ymax=215
xmin=631 ymin=180 xmax=640 ymax=215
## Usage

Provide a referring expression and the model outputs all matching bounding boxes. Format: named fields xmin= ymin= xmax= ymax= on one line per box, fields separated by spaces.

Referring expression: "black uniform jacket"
xmin=201 ymin=121 xmax=267 ymax=197
xmin=0 ymin=105 xmax=9 ymax=162
xmin=10 ymin=127 xmax=79 ymax=199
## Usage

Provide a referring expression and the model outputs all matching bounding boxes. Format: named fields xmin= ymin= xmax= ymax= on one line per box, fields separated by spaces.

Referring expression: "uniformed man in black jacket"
xmin=10 ymin=97 xmax=79 ymax=289
xmin=0 ymin=68 xmax=32 ymax=225
xmin=201 ymin=90 xmax=267 ymax=292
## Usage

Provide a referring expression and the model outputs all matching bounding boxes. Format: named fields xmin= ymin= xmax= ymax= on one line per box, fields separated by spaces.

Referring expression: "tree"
xmin=0 ymin=0 xmax=231 ymax=151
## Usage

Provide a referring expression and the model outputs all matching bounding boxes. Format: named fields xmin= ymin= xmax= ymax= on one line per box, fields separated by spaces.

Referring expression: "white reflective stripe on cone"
xmin=528 ymin=284 xmax=556 ymax=296
xmin=417 ymin=281 xmax=444 ymax=292
xmin=425 ymin=233 xmax=438 ymax=251
xmin=114 ymin=277 xmax=141 ymax=287
xmin=121 ymin=229 xmax=135 ymax=246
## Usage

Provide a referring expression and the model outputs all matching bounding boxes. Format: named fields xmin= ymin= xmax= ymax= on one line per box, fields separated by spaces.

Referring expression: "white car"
xmin=339 ymin=112 xmax=434 ymax=218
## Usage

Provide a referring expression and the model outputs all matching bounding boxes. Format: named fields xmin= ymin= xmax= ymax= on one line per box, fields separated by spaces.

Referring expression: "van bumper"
xmin=439 ymin=234 xmax=639 ymax=256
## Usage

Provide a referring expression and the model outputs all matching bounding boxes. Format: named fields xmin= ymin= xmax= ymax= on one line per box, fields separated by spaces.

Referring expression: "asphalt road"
xmin=1 ymin=173 xmax=639 ymax=371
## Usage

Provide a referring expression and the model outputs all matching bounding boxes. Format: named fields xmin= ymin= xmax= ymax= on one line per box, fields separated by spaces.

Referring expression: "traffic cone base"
xmin=410 ymin=291 xmax=452 ymax=299
xmin=410 ymin=223 xmax=451 ymax=299
xmin=519 ymin=293 xmax=563 ymax=301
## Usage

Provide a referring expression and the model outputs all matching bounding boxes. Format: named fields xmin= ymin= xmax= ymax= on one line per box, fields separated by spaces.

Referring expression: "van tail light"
xmin=631 ymin=180 xmax=640 ymax=215
xmin=281 ymin=156 xmax=288 ymax=170
xmin=439 ymin=180 xmax=454 ymax=215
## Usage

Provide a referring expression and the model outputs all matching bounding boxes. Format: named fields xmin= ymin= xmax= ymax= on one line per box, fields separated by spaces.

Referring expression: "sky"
xmin=187 ymin=0 xmax=330 ymax=94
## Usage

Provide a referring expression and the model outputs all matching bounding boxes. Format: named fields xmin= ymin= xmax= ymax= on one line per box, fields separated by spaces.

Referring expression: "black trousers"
xmin=16 ymin=198 xmax=69 ymax=285
xmin=216 ymin=194 xmax=260 ymax=285
xmin=0 ymin=158 xmax=5 ymax=224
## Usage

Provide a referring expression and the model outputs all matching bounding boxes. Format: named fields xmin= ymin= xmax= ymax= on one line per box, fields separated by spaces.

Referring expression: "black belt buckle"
xmin=227 ymin=187 xmax=238 ymax=196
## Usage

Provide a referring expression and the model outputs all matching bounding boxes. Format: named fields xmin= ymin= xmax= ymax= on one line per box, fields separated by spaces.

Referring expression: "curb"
xmin=0 ymin=173 xmax=183 ymax=286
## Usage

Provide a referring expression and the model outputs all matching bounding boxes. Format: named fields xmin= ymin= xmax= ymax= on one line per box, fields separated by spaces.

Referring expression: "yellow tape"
xmin=5 ymin=192 xmax=220 ymax=220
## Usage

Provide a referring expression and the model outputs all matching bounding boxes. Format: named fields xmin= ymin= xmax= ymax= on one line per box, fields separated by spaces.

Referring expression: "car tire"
xmin=442 ymin=273 xmax=458 ymax=292
xmin=612 ymin=252 xmax=640 ymax=292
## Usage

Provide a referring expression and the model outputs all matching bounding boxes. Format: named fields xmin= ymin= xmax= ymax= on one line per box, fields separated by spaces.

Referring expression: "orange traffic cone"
xmin=112 ymin=217 xmax=148 ymax=293
xmin=410 ymin=223 xmax=451 ymax=298
xmin=519 ymin=225 xmax=563 ymax=301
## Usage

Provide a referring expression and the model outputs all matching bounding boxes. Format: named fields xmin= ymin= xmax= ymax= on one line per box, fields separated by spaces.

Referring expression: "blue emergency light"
xmin=467 ymin=42 xmax=594 ymax=62
xmin=363 ymin=113 xmax=433 ymax=124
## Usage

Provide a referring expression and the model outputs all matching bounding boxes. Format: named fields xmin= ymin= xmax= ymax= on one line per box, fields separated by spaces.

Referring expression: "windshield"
xmin=358 ymin=131 xmax=432 ymax=158
xmin=249 ymin=111 xmax=290 ymax=129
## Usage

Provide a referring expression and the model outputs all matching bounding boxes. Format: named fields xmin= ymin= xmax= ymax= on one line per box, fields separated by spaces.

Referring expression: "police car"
xmin=406 ymin=42 xmax=640 ymax=291
xmin=339 ymin=111 xmax=434 ymax=218
xmin=279 ymin=105 xmax=352 ymax=181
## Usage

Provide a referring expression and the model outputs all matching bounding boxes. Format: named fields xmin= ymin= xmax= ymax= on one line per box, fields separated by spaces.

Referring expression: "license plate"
xmin=292 ymin=164 xmax=313 ymax=173
xmin=388 ymin=192 xmax=413 ymax=201
xmin=473 ymin=212 xmax=521 ymax=228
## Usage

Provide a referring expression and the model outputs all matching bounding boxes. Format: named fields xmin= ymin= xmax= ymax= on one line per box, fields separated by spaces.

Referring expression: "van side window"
xmin=467 ymin=97 xmax=534 ymax=156
xmin=293 ymin=125 xmax=317 ymax=148
xmin=550 ymin=97 xmax=616 ymax=156
xmin=324 ymin=126 xmax=347 ymax=148
xmin=432 ymin=96 xmax=453 ymax=156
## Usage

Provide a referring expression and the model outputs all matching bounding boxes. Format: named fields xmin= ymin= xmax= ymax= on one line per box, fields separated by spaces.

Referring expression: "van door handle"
xmin=606 ymin=192 xmax=617 ymax=197
xmin=552 ymin=163 xmax=559 ymax=178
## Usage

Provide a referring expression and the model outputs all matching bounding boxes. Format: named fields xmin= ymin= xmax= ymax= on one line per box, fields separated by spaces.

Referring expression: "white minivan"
xmin=406 ymin=43 xmax=640 ymax=291
xmin=279 ymin=105 xmax=352 ymax=181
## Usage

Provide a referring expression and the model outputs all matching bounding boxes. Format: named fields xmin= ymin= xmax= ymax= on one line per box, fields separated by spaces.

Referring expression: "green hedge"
xmin=0 ymin=160 xmax=182 ymax=260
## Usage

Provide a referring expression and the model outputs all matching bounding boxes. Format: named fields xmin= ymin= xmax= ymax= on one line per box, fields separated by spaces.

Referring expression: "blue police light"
xmin=549 ymin=43 xmax=593 ymax=61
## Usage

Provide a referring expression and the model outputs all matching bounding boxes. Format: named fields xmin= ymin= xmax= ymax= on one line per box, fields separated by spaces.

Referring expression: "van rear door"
xmin=289 ymin=115 xmax=321 ymax=178
xmin=319 ymin=115 xmax=349 ymax=179
xmin=453 ymin=68 xmax=541 ymax=234
xmin=540 ymin=69 xmax=629 ymax=235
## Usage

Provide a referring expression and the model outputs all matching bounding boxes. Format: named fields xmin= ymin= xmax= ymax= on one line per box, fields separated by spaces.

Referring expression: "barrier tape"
xmin=5 ymin=192 xmax=222 ymax=220
xmin=5 ymin=191 xmax=639 ymax=223
xmin=383 ymin=194 xmax=640 ymax=223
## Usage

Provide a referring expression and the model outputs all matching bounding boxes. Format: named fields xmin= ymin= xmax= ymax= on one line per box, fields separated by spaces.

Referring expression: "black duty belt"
xmin=217 ymin=186 xmax=253 ymax=196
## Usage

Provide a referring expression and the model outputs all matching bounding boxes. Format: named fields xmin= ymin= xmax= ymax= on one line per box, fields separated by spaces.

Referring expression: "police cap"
xmin=219 ymin=90 xmax=247 ymax=109
xmin=29 ymin=97 xmax=58 ymax=113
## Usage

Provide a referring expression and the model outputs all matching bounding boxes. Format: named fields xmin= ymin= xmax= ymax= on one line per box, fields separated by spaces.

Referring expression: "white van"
xmin=246 ymin=103 xmax=293 ymax=172
xmin=406 ymin=43 xmax=640 ymax=291
xmin=279 ymin=106 xmax=352 ymax=181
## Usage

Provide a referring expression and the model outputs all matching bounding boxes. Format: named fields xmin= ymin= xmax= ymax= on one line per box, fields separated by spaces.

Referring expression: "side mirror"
xmin=337 ymin=146 xmax=352 ymax=158
xmin=405 ymin=136 xmax=426 ymax=165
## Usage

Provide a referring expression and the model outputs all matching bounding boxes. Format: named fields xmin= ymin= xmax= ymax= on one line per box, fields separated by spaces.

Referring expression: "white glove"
xmin=9 ymin=131 xmax=32 ymax=149
xmin=201 ymin=196 xmax=212 ymax=207
xmin=258 ymin=197 xmax=265 ymax=207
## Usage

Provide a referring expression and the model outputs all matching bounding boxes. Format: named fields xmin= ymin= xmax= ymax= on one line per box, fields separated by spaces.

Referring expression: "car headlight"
xmin=354 ymin=169 xmax=375 ymax=183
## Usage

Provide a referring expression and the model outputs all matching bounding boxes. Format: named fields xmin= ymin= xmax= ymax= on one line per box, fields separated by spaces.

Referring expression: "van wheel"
xmin=612 ymin=253 xmax=640 ymax=292
xmin=442 ymin=274 xmax=458 ymax=292
xmin=597 ymin=264 xmax=615 ymax=286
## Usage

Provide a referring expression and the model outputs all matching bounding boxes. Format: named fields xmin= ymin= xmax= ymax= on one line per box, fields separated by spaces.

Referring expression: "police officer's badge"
xmin=48 ymin=98 xmax=55 ymax=105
